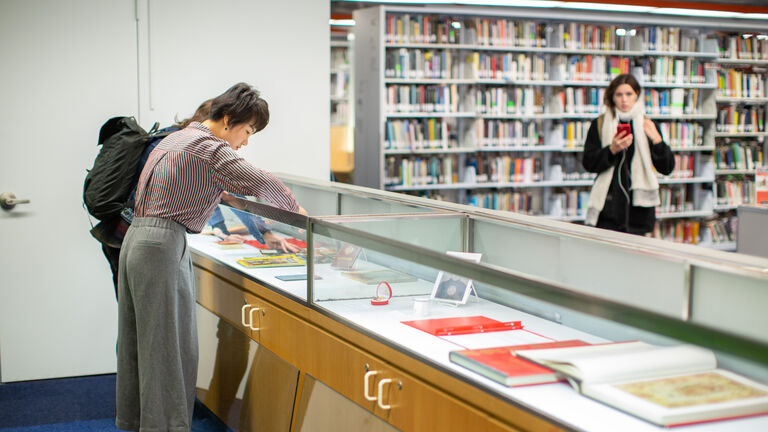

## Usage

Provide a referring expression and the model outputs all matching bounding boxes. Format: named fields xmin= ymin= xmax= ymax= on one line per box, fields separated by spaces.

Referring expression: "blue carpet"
xmin=0 ymin=374 xmax=228 ymax=431
xmin=0 ymin=374 xmax=115 ymax=427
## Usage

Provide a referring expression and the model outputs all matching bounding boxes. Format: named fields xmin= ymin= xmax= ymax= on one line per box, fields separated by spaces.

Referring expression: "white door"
xmin=0 ymin=0 xmax=138 ymax=382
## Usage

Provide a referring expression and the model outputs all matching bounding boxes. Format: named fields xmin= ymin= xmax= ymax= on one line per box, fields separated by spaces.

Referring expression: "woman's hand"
xmin=224 ymin=234 xmax=249 ymax=243
xmin=609 ymin=129 xmax=633 ymax=154
xmin=643 ymin=119 xmax=663 ymax=145
xmin=213 ymin=227 xmax=249 ymax=243
xmin=263 ymin=231 xmax=300 ymax=253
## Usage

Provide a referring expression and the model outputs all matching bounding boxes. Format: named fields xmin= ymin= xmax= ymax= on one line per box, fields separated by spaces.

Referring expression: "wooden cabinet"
xmin=194 ymin=267 xmax=261 ymax=341
xmin=194 ymin=256 xmax=559 ymax=432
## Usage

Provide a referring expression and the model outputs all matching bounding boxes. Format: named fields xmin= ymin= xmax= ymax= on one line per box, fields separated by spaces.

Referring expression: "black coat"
xmin=582 ymin=118 xmax=675 ymax=235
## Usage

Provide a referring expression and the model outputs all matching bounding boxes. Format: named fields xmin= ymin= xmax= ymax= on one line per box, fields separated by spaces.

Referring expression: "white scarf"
xmin=585 ymin=99 xmax=660 ymax=226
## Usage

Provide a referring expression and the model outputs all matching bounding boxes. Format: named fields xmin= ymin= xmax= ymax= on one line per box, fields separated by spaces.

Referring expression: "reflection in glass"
xmin=294 ymin=374 xmax=399 ymax=432
xmin=196 ymin=305 xmax=299 ymax=431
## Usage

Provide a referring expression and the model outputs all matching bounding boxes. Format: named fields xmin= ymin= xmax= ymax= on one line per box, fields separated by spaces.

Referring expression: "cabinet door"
xmin=379 ymin=367 xmax=520 ymax=432
xmin=258 ymin=300 xmax=380 ymax=415
xmin=293 ymin=373 xmax=398 ymax=432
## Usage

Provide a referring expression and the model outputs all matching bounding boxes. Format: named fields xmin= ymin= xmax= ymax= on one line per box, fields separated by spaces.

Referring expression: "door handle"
xmin=0 ymin=192 xmax=30 ymax=211
xmin=241 ymin=303 xmax=260 ymax=330
xmin=248 ymin=306 xmax=261 ymax=331
xmin=377 ymin=378 xmax=394 ymax=410
xmin=363 ymin=370 xmax=379 ymax=401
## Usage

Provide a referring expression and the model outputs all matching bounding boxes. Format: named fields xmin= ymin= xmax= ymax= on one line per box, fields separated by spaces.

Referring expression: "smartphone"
xmin=617 ymin=122 xmax=632 ymax=137
xmin=275 ymin=274 xmax=322 ymax=281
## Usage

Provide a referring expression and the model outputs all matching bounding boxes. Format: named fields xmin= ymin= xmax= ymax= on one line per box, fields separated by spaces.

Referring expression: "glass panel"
xmin=283 ymin=182 xmax=339 ymax=216
xmin=309 ymin=219 xmax=768 ymax=366
xmin=472 ymin=217 xmax=689 ymax=318
xmin=196 ymin=304 xmax=299 ymax=432
xmin=309 ymin=214 xmax=465 ymax=302
xmin=307 ymin=221 xmax=768 ymax=429
xmin=691 ymin=264 xmax=768 ymax=345
xmin=339 ymin=193 xmax=434 ymax=215
xmin=188 ymin=200 xmax=310 ymax=301
xmin=323 ymin=213 xmax=465 ymax=252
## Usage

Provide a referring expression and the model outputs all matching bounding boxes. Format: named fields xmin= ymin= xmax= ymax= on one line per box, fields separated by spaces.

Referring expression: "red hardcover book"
xmin=449 ymin=340 xmax=590 ymax=387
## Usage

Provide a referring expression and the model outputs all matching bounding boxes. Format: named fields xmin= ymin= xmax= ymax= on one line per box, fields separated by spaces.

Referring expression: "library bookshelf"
xmin=352 ymin=5 xmax=768 ymax=247
xmin=331 ymin=34 xmax=355 ymax=181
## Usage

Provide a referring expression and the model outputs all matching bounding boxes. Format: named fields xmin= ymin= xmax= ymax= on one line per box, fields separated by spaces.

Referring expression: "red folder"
xmin=402 ymin=316 xmax=522 ymax=336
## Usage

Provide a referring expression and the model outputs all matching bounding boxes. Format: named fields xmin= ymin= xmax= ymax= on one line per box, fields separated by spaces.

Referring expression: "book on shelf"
xmin=717 ymin=70 xmax=766 ymax=98
xmin=653 ymin=219 xmax=700 ymax=244
xmin=449 ymin=340 xmax=590 ymax=387
xmin=516 ymin=341 xmax=768 ymax=426
xmin=716 ymin=180 xmax=755 ymax=207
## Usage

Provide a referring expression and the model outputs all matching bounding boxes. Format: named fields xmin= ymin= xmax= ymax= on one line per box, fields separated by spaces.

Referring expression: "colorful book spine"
xmin=466 ymin=190 xmax=542 ymax=214
xmin=386 ymin=84 xmax=459 ymax=113
xmin=645 ymin=89 xmax=701 ymax=115
xmin=653 ymin=220 xmax=701 ymax=244
xmin=716 ymin=179 xmax=755 ymax=206
xmin=384 ymin=118 xmax=455 ymax=150
xmin=477 ymin=119 xmax=542 ymax=147
xmin=657 ymin=185 xmax=695 ymax=214
xmin=657 ymin=122 xmax=704 ymax=148
xmin=718 ymin=70 xmax=766 ymax=98
xmin=473 ymin=86 xmax=544 ymax=115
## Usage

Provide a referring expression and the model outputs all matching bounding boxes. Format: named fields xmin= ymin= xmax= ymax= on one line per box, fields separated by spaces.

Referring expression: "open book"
xmin=517 ymin=341 xmax=768 ymax=426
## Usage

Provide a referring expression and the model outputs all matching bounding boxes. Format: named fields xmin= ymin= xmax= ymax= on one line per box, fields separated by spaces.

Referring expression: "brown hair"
xmin=207 ymin=82 xmax=270 ymax=133
xmin=174 ymin=99 xmax=213 ymax=129
xmin=604 ymin=74 xmax=641 ymax=112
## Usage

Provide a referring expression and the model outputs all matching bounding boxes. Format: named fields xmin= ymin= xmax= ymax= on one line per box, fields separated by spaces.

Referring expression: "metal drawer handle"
xmin=241 ymin=304 xmax=251 ymax=327
xmin=249 ymin=306 xmax=261 ymax=331
xmin=377 ymin=378 xmax=393 ymax=410
xmin=364 ymin=370 xmax=379 ymax=401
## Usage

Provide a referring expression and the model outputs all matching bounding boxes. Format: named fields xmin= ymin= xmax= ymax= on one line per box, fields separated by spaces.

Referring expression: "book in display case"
xmin=352 ymin=5 xmax=768 ymax=246
xmin=189 ymin=174 xmax=768 ymax=432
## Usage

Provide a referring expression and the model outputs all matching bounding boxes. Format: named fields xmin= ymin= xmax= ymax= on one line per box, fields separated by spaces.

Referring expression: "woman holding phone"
xmin=582 ymin=73 xmax=675 ymax=235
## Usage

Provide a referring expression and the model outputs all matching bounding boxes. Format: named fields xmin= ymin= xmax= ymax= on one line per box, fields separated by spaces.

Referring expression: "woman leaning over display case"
xmin=116 ymin=82 xmax=307 ymax=432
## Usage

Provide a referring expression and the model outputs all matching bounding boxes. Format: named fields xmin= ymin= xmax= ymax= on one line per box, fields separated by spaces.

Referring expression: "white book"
xmin=517 ymin=341 xmax=768 ymax=426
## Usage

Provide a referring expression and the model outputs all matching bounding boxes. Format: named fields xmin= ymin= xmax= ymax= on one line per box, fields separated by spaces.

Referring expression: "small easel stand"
xmin=440 ymin=281 xmax=479 ymax=307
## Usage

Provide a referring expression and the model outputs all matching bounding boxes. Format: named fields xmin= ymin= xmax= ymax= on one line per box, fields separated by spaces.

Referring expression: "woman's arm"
xmin=209 ymin=146 xmax=300 ymax=212
xmin=582 ymin=119 xmax=618 ymax=173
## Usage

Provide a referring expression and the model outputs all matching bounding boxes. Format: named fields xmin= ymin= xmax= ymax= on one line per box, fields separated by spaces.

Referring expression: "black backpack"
xmin=83 ymin=116 xmax=170 ymax=222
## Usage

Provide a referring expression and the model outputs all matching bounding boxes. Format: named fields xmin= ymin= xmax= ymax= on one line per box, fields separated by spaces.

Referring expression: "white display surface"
xmin=188 ymin=234 xmax=768 ymax=431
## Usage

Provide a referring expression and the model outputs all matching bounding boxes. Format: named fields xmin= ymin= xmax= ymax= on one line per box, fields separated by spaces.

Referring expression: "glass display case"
xmin=190 ymin=174 xmax=768 ymax=432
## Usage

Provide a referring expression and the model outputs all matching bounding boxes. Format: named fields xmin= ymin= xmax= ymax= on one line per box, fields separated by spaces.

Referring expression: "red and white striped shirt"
xmin=135 ymin=122 xmax=299 ymax=233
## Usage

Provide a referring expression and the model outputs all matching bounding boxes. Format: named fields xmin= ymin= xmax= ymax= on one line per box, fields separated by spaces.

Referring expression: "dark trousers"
xmin=101 ymin=244 xmax=121 ymax=299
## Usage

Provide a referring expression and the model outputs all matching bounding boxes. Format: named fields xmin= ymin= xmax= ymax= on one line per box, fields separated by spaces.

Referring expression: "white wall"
xmin=137 ymin=0 xmax=330 ymax=179
xmin=0 ymin=0 xmax=138 ymax=381
xmin=0 ymin=0 xmax=328 ymax=381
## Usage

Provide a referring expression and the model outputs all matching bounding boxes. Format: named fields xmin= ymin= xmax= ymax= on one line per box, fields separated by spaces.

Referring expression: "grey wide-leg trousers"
xmin=116 ymin=217 xmax=198 ymax=432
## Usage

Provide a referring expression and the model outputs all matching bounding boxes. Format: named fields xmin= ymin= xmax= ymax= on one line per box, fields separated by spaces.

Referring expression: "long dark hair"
xmin=604 ymin=74 xmax=641 ymax=112
xmin=207 ymin=82 xmax=270 ymax=132
xmin=174 ymin=99 xmax=212 ymax=129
